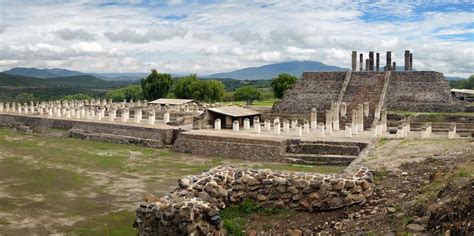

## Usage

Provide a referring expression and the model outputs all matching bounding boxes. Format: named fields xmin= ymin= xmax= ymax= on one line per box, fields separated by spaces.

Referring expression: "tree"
xmin=233 ymin=85 xmax=262 ymax=105
xmin=271 ymin=73 xmax=298 ymax=99
xmin=106 ymin=85 xmax=144 ymax=102
xmin=173 ymin=75 xmax=225 ymax=102
xmin=141 ymin=69 xmax=173 ymax=100
xmin=14 ymin=93 xmax=36 ymax=103
xmin=62 ymin=93 xmax=92 ymax=101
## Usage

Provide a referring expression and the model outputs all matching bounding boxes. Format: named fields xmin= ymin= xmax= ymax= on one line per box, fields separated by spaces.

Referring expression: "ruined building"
xmin=273 ymin=50 xmax=464 ymax=120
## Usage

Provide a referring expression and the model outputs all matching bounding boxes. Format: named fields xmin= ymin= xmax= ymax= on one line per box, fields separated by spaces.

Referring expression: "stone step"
xmin=283 ymin=153 xmax=357 ymax=165
xmin=287 ymin=143 xmax=361 ymax=156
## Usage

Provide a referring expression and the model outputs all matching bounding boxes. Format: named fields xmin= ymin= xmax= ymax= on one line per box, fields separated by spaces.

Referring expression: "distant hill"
xmin=3 ymin=67 xmax=85 ymax=78
xmin=446 ymin=76 xmax=467 ymax=81
xmin=205 ymin=61 xmax=347 ymax=80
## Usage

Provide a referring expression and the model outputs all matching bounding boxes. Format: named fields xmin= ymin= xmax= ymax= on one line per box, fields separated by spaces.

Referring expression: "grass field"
xmin=0 ymin=128 xmax=343 ymax=235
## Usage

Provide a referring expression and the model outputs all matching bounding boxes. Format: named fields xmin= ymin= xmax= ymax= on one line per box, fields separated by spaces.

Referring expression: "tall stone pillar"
xmin=304 ymin=120 xmax=310 ymax=133
xmin=376 ymin=52 xmax=380 ymax=71
xmin=317 ymin=123 xmax=325 ymax=138
xmin=310 ymin=108 xmax=317 ymax=130
xmin=134 ymin=109 xmax=142 ymax=124
xmin=264 ymin=120 xmax=271 ymax=132
xmin=233 ymin=120 xmax=239 ymax=132
xmin=351 ymin=109 xmax=358 ymax=135
xmin=363 ymin=102 xmax=369 ymax=117
xmin=386 ymin=51 xmax=392 ymax=71
xmin=369 ymin=51 xmax=374 ymax=71
xmin=274 ymin=120 xmax=280 ymax=135
xmin=351 ymin=51 xmax=357 ymax=71
xmin=163 ymin=112 xmax=170 ymax=124
xmin=214 ymin=119 xmax=221 ymax=130
xmin=345 ymin=123 xmax=352 ymax=138
xmin=331 ymin=102 xmax=339 ymax=131
xmin=296 ymin=125 xmax=302 ymax=137
xmin=410 ymin=53 xmax=413 ymax=70
xmin=325 ymin=110 xmax=332 ymax=134
xmin=121 ymin=108 xmax=129 ymax=122
xmin=254 ymin=120 xmax=261 ymax=133
xmin=404 ymin=50 xmax=410 ymax=71
xmin=340 ymin=102 xmax=347 ymax=118
xmin=392 ymin=62 xmax=396 ymax=71
xmin=0 ymin=102 xmax=4 ymax=112
xmin=283 ymin=120 xmax=290 ymax=133
xmin=110 ymin=109 xmax=117 ymax=122
xmin=243 ymin=118 xmax=250 ymax=130
xmin=381 ymin=109 xmax=387 ymax=133
xmin=357 ymin=104 xmax=364 ymax=132
xmin=359 ymin=53 xmax=363 ymax=71
xmin=365 ymin=59 xmax=369 ymax=71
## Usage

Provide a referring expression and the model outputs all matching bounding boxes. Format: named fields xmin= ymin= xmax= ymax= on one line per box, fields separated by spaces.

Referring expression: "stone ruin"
xmin=134 ymin=166 xmax=373 ymax=235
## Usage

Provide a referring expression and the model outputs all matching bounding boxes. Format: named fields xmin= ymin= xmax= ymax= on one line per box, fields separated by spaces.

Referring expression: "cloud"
xmin=0 ymin=24 xmax=8 ymax=34
xmin=104 ymin=27 xmax=187 ymax=43
xmin=192 ymin=32 xmax=212 ymax=40
xmin=54 ymin=28 xmax=96 ymax=41
xmin=228 ymin=29 xmax=262 ymax=45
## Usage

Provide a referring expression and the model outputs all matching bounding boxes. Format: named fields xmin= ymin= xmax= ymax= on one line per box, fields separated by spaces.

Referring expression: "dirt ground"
xmin=240 ymin=138 xmax=474 ymax=234
xmin=0 ymin=128 xmax=344 ymax=235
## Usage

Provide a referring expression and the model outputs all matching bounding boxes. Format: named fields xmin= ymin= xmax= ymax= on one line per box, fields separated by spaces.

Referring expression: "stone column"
xmin=420 ymin=125 xmax=428 ymax=139
xmin=351 ymin=109 xmax=358 ymax=135
xmin=121 ymin=108 xmax=129 ymax=122
xmin=371 ymin=124 xmax=378 ymax=138
xmin=397 ymin=126 xmax=405 ymax=138
xmin=376 ymin=52 xmax=380 ymax=71
xmin=332 ymin=102 xmax=339 ymax=131
xmin=0 ymin=102 xmax=4 ymax=112
xmin=254 ymin=120 xmax=261 ymax=133
xmin=410 ymin=53 xmax=413 ymax=70
xmin=296 ymin=125 xmax=302 ymax=137
xmin=66 ymin=109 xmax=71 ymax=119
xmin=426 ymin=122 xmax=432 ymax=137
xmin=363 ymin=102 xmax=369 ymax=117
xmin=325 ymin=110 xmax=332 ymax=134
xmin=243 ymin=118 xmax=250 ymax=130
xmin=317 ymin=123 xmax=325 ymax=138
xmin=38 ymin=107 xmax=44 ymax=116
xmin=214 ymin=119 xmax=221 ymax=130
xmin=274 ymin=120 xmax=280 ymax=135
xmin=109 ymin=109 xmax=117 ymax=122
xmin=357 ymin=104 xmax=364 ymax=132
xmin=291 ymin=120 xmax=297 ymax=129
xmin=310 ymin=108 xmax=317 ymax=130
xmin=253 ymin=116 xmax=260 ymax=126
xmin=17 ymin=104 xmax=22 ymax=114
xmin=96 ymin=108 xmax=102 ymax=121
xmin=48 ymin=107 xmax=53 ymax=117
xmin=448 ymin=123 xmax=456 ymax=139
xmin=264 ymin=120 xmax=271 ymax=132
xmin=304 ymin=120 xmax=310 ymax=133
xmin=359 ymin=53 xmax=363 ymax=71
xmin=340 ymin=102 xmax=347 ymax=118
xmin=404 ymin=50 xmax=410 ymax=71
xmin=89 ymin=108 xmax=95 ymax=119
xmin=365 ymin=59 xmax=369 ymax=71
xmin=392 ymin=62 xmax=396 ymax=71
xmin=376 ymin=120 xmax=383 ymax=137
xmin=163 ymin=112 xmax=170 ymax=124
xmin=369 ymin=51 xmax=374 ymax=71
xmin=283 ymin=120 xmax=290 ymax=133
xmin=134 ymin=109 xmax=142 ymax=124
xmin=233 ymin=120 xmax=239 ymax=132
xmin=386 ymin=51 xmax=392 ymax=71
xmin=345 ymin=123 xmax=352 ymax=138
xmin=148 ymin=109 xmax=155 ymax=125
xmin=351 ymin=51 xmax=357 ymax=71
xmin=5 ymin=103 xmax=10 ymax=112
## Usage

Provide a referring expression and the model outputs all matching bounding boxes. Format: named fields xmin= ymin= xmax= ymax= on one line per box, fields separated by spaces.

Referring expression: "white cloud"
xmin=192 ymin=32 xmax=213 ymax=40
xmin=54 ymin=28 xmax=96 ymax=41
xmin=71 ymin=42 xmax=104 ymax=53
xmin=228 ymin=30 xmax=262 ymax=45
xmin=104 ymin=27 xmax=187 ymax=43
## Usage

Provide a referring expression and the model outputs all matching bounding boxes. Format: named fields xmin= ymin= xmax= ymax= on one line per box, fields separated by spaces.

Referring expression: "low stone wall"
xmin=135 ymin=166 xmax=373 ymax=235
xmin=173 ymin=133 xmax=288 ymax=162
xmin=0 ymin=113 xmax=180 ymax=147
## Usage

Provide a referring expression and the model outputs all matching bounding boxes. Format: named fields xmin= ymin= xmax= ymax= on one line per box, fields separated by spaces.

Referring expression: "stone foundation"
xmin=135 ymin=166 xmax=373 ymax=235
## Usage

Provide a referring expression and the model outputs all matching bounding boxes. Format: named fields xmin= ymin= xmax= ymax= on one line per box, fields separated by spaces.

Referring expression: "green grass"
xmin=68 ymin=211 xmax=137 ymax=236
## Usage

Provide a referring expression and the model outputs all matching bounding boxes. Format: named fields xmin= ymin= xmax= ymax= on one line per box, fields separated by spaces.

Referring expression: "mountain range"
xmin=2 ymin=61 xmax=467 ymax=81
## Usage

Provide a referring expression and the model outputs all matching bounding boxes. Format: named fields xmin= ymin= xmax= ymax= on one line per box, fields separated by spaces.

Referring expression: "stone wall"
xmin=273 ymin=71 xmax=464 ymax=114
xmin=0 ymin=114 xmax=180 ymax=147
xmin=173 ymin=133 xmax=287 ymax=162
xmin=135 ymin=166 xmax=373 ymax=235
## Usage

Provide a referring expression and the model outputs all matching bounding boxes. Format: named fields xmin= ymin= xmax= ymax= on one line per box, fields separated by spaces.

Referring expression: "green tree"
xmin=271 ymin=73 xmax=298 ymax=99
xmin=106 ymin=85 xmax=143 ymax=102
xmin=173 ymin=75 xmax=225 ymax=102
xmin=233 ymin=86 xmax=262 ymax=105
xmin=62 ymin=93 xmax=92 ymax=101
xmin=14 ymin=93 xmax=36 ymax=103
xmin=173 ymin=74 xmax=199 ymax=99
xmin=141 ymin=69 xmax=173 ymax=100
xmin=206 ymin=80 xmax=225 ymax=102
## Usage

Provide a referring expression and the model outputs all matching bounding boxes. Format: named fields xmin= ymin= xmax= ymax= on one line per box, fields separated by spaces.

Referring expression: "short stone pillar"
xmin=233 ymin=120 xmax=240 ymax=132
xmin=264 ymin=120 xmax=271 ymax=132
xmin=163 ymin=112 xmax=170 ymax=124
xmin=38 ymin=107 xmax=44 ymax=116
xmin=296 ymin=125 xmax=302 ymax=137
xmin=48 ymin=107 xmax=53 ymax=117
xmin=243 ymin=118 xmax=250 ymax=130
xmin=303 ymin=120 xmax=310 ymax=133
xmin=357 ymin=104 xmax=364 ymax=132
xmin=325 ymin=110 xmax=332 ymax=134
xmin=317 ymin=123 xmax=325 ymax=138
xmin=310 ymin=108 xmax=317 ymax=130
xmin=371 ymin=124 xmax=378 ymax=138
xmin=0 ymin=102 xmax=3 ymax=112
xmin=109 ymin=109 xmax=117 ymax=122
xmin=17 ymin=105 xmax=22 ymax=114
xmin=254 ymin=120 xmax=261 ymax=133
xmin=274 ymin=120 xmax=280 ymax=135
xmin=420 ymin=125 xmax=428 ymax=139
xmin=351 ymin=109 xmax=358 ymax=135
xmin=66 ymin=109 xmax=71 ymax=119
xmin=397 ymin=126 xmax=405 ymax=138
xmin=134 ymin=109 xmax=142 ymax=124
xmin=363 ymin=102 xmax=369 ymax=117
xmin=88 ymin=108 xmax=95 ymax=120
xmin=4 ymin=103 xmax=9 ymax=112
xmin=340 ymin=102 xmax=347 ymax=118
xmin=345 ymin=123 xmax=352 ymax=138
xmin=448 ymin=123 xmax=456 ymax=139
xmin=148 ymin=110 xmax=155 ymax=125
xmin=291 ymin=120 xmax=298 ymax=129
xmin=121 ymin=109 xmax=129 ymax=122
xmin=376 ymin=120 xmax=383 ymax=137
xmin=214 ymin=119 xmax=221 ymax=130
xmin=97 ymin=109 xmax=103 ymax=121
xmin=331 ymin=102 xmax=339 ymax=131
xmin=283 ymin=120 xmax=290 ymax=133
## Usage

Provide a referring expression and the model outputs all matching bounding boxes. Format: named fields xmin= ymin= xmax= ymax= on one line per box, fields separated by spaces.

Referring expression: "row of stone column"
xmin=352 ymin=50 xmax=413 ymax=72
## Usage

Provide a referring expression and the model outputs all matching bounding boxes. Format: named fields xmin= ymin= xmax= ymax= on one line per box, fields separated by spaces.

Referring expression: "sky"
xmin=0 ymin=0 xmax=473 ymax=77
